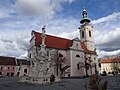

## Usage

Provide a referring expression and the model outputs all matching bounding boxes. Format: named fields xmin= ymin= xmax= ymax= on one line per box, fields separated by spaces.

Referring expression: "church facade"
xmin=28 ymin=8 xmax=98 ymax=77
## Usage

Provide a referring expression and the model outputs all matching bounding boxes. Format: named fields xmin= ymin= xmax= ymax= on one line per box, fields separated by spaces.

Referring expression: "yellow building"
xmin=100 ymin=57 xmax=120 ymax=75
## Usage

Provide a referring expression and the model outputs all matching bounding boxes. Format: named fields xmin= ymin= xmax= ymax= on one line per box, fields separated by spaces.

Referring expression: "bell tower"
xmin=79 ymin=8 xmax=94 ymax=51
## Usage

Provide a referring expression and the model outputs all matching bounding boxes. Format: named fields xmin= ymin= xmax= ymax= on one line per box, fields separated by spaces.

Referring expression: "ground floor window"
xmin=24 ymin=69 xmax=27 ymax=74
xmin=11 ymin=73 xmax=14 ymax=76
xmin=7 ymin=73 xmax=9 ymax=76
xmin=77 ymin=64 xmax=80 ymax=70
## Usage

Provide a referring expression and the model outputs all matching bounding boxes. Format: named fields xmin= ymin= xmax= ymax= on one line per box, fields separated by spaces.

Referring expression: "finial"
xmin=80 ymin=7 xmax=90 ymax=24
xmin=83 ymin=7 xmax=86 ymax=11
xmin=82 ymin=7 xmax=87 ymax=18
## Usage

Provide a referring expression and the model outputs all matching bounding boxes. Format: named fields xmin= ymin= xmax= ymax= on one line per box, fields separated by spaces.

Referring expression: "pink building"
xmin=16 ymin=59 xmax=30 ymax=77
xmin=0 ymin=56 xmax=16 ymax=76
xmin=28 ymin=8 xmax=98 ymax=77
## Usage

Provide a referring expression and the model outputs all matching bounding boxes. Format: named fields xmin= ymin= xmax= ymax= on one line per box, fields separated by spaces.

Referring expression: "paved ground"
xmin=0 ymin=76 xmax=120 ymax=90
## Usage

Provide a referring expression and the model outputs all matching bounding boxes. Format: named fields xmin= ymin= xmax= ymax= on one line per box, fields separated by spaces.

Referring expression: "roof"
xmin=17 ymin=59 xmax=30 ymax=65
xmin=0 ymin=56 xmax=16 ymax=65
xmin=101 ymin=58 xmax=120 ymax=63
xmin=81 ymin=42 xmax=97 ymax=55
xmin=34 ymin=32 xmax=73 ymax=49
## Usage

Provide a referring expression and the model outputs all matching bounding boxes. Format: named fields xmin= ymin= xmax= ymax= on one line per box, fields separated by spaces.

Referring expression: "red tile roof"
xmin=101 ymin=58 xmax=120 ymax=63
xmin=34 ymin=32 xmax=73 ymax=49
xmin=0 ymin=56 xmax=16 ymax=65
xmin=81 ymin=42 xmax=97 ymax=55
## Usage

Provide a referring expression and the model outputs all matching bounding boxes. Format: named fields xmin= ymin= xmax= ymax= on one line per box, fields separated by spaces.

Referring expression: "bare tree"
xmin=50 ymin=49 xmax=66 ymax=76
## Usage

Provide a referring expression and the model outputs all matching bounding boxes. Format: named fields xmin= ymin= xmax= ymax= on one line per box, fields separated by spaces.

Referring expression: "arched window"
xmin=76 ymin=54 xmax=80 ymax=58
xmin=77 ymin=63 xmax=80 ymax=70
xmin=82 ymin=31 xmax=84 ymax=38
xmin=59 ymin=54 xmax=63 ymax=57
xmin=29 ymin=53 xmax=31 ymax=58
xmin=89 ymin=31 xmax=91 ymax=37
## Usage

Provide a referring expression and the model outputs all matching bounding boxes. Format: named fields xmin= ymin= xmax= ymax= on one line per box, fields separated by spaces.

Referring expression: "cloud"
xmin=92 ymin=12 xmax=120 ymax=31
xmin=97 ymin=49 xmax=120 ymax=58
xmin=18 ymin=51 xmax=28 ymax=59
xmin=0 ymin=0 xmax=120 ymax=59
xmin=15 ymin=0 xmax=75 ymax=19
xmin=46 ymin=18 xmax=79 ymax=39
xmin=0 ymin=29 xmax=30 ymax=57
xmin=92 ymin=12 xmax=120 ymax=57
xmin=92 ymin=12 xmax=120 ymax=24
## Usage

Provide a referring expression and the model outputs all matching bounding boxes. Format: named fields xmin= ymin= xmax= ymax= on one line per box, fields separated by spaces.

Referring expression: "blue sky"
xmin=0 ymin=0 xmax=120 ymax=58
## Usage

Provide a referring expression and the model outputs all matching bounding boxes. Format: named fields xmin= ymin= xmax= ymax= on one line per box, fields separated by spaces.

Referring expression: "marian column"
xmin=20 ymin=26 xmax=52 ymax=84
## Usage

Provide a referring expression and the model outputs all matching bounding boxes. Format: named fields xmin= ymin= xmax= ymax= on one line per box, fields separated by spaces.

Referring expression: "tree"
xmin=111 ymin=63 xmax=120 ymax=75
xmin=50 ymin=49 xmax=66 ymax=76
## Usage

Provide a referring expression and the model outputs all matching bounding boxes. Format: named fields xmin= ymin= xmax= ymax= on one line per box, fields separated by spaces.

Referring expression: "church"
xmin=28 ymin=8 xmax=98 ymax=78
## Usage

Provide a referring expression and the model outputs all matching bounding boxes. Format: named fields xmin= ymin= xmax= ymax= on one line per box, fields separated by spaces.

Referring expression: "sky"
xmin=0 ymin=0 xmax=120 ymax=58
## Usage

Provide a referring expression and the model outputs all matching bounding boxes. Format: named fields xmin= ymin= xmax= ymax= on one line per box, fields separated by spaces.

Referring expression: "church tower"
xmin=79 ymin=8 xmax=94 ymax=51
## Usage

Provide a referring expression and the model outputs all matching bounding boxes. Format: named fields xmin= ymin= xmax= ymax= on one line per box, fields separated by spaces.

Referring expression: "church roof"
xmin=34 ymin=32 xmax=73 ymax=49
xmin=81 ymin=42 xmax=97 ymax=55
xmin=34 ymin=31 xmax=97 ymax=55
xmin=101 ymin=58 xmax=120 ymax=63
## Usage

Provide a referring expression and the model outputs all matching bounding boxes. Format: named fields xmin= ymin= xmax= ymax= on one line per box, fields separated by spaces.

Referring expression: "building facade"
xmin=28 ymin=8 xmax=98 ymax=77
xmin=16 ymin=59 xmax=30 ymax=77
xmin=100 ymin=57 xmax=120 ymax=74
xmin=0 ymin=56 xmax=16 ymax=76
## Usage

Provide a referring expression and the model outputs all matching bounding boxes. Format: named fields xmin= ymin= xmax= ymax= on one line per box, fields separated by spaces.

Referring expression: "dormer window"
xmin=76 ymin=44 xmax=78 ymax=49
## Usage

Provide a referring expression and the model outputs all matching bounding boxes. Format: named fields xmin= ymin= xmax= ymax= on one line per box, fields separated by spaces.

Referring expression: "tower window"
xmin=29 ymin=53 xmax=31 ymax=58
xmin=82 ymin=31 xmax=84 ymax=38
xmin=89 ymin=31 xmax=91 ymax=37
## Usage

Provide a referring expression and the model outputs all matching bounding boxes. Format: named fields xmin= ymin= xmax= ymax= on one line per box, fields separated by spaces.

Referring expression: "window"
xmin=60 ymin=64 xmax=62 ymax=70
xmin=76 ymin=44 xmax=78 ymax=49
xmin=13 ymin=67 xmax=15 ymax=70
xmin=1 ymin=67 xmax=3 ymax=70
xmin=82 ymin=31 xmax=84 ymax=38
xmin=8 ymin=67 xmax=10 ymax=70
xmin=59 ymin=54 xmax=63 ymax=57
xmin=77 ymin=64 xmax=80 ymax=70
xmin=11 ymin=73 xmax=14 ymax=76
xmin=76 ymin=54 xmax=80 ymax=58
xmin=29 ymin=53 xmax=31 ymax=58
xmin=0 ymin=72 xmax=1 ymax=75
xmin=24 ymin=69 xmax=27 ymax=74
xmin=7 ymin=73 xmax=9 ymax=76
xmin=89 ymin=31 xmax=91 ymax=37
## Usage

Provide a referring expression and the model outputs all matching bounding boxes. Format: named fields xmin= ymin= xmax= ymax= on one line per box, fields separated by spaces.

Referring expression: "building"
xmin=28 ymin=8 xmax=98 ymax=77
xmin=100 ymin=57 xmax=120 ymax=74
xmin=16 ymin=59 xmax=30 ymax=77
xmin=0 ymin=56 xmax=16 ymax=76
